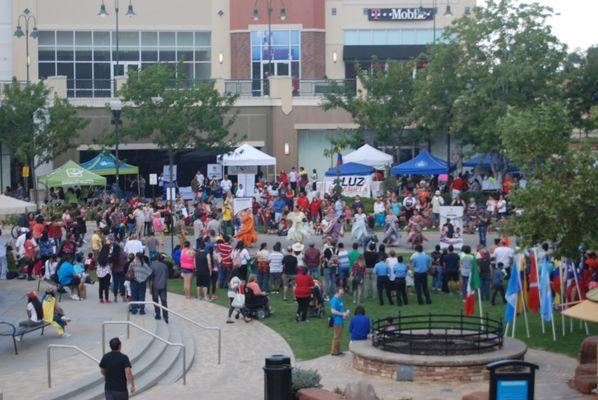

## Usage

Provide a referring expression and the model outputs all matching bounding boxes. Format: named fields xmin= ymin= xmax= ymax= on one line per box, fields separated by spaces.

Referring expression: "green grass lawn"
xmin=166 ymin=275 xmax=594 ymax=361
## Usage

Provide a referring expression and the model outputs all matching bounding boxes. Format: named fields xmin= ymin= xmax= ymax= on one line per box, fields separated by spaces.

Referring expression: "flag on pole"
xmin=336 ymin=150 xmax=343 ymax=166
xmin=464 ymin=257 xmax=480 ymax=316
xmin=539 ymin=260 xmax=553 ymax=322
xmin=505 ymin=259 xmax=521 ymax=323
xmin=517 ymin=255 xmax=527 ymax=314
xmin=528 ymin=250 xmax=540 ymax=313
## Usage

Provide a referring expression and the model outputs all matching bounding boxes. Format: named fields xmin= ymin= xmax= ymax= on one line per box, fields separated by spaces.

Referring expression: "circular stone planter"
xmin=350 ymin=337 xmax=527 ymax=382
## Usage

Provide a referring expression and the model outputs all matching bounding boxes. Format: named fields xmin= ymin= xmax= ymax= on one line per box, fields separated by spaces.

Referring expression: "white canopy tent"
xmin=0 ymin=195 xmax=37 ymax=215
xmin=219 ymin=143 xmax=277 ymax=167
xmin=343 ymin=144 xmax=393 ymax=169
xmin=218 ymin=144 xmax=278 ymax=190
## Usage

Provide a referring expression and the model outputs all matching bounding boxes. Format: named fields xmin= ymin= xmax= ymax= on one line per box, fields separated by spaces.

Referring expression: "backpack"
xmin=353 ymin=265 xmax=363 ymax=284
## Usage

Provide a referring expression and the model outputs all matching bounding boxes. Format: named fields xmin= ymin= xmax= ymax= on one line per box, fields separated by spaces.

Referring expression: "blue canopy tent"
xmin=80 ymin=152 xmax=140 ymax=196
xmin=391 ymin=150 xmax=454 ymax=175
xmin=325 ymin=162 xmax=375 ymax=176
xmin=463 ymin=153 xmax=518 ymax=172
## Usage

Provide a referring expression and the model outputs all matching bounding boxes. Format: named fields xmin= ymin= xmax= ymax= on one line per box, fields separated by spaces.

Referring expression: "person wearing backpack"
xmin=231 ymin=241 xmax=251 ymax=281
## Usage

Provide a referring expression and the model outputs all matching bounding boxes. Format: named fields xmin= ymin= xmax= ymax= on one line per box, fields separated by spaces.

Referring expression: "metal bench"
xmin=0 ymin=320 xmax=51 ymax=355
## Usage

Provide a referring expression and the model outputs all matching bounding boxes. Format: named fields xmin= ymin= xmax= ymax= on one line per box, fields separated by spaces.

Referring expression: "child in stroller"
xmin=307 ymin=280 xmax=325 ymax=318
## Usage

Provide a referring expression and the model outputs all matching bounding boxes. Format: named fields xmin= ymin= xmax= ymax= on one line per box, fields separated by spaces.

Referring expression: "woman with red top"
xmin=294 ymin=267 xmax=314 ymax=322
xmin=278 ymin=170 xmax=289 ymax=186
xmin=296 ymin=192 xmax=309 ymax=213
xmin=180 ymin=241 xmax=196 ymax=299
xmin=309 ymin=196 xmax=322 ymax=222
xmin=284 ymin=186 xmax=295 ymax=210
xmin=48 ymin=217 xmax=63 ymax=246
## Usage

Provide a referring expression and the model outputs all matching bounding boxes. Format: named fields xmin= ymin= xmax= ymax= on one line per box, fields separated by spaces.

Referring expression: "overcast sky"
xmin=499 ymin=0 xmax=598 ymax=51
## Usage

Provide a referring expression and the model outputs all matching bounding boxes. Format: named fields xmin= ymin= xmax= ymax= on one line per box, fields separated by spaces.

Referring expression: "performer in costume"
xmin=236 ymin=209 xmax=258 ymax=247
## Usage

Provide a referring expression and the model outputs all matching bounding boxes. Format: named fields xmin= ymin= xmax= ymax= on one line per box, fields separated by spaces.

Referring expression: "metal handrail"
xmin=47 ymin=344 xmax=99 ymax=388
xmin=102 ymin=321 xmax=187 ymax=384
xmin=127 ymin=300 xmax=221 ymax=364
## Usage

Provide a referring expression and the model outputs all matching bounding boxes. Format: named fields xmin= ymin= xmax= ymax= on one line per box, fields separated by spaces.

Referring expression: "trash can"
xmin=487 ymin=359 xmax=539 ymax=400
xmin=264 ymin=355 xmax=293 ymax=400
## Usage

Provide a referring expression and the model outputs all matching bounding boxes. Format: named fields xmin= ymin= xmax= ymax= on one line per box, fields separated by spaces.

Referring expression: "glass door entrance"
xmin=111 ymin=62 xmax=140 ymax=95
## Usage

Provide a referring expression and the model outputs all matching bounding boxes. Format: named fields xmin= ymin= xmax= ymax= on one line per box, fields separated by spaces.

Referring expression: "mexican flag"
xmin=464 ymin=257 xmax=480 ymax=316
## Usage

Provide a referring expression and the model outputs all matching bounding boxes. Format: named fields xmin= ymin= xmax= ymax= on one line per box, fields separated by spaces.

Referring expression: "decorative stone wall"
xmin=231 ymin=32 xmax=251 ymax=79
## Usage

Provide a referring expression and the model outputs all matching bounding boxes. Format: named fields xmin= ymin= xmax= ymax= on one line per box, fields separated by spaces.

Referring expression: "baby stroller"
xmin=242 ymin=286 xmax=272 ymax=320
xmin=307 ymin=282 xmax=325 ymax=318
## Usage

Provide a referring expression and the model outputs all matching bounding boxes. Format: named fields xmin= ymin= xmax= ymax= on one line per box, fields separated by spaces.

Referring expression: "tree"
xmin=118 ymin=63 xmax=239 ymax=206
xmin=0 ymin=79 xmax=89 ymax=202
xmin=505 ymin=149 xmax=598 ymax=259
xmin=498 ymin=102 xmax=572 ymax=168
xmin=418 ymin=0 xmax=566 ymax=177
xmin=562 ymin=46 xmax=598 ymax=136
xmin=322 ymin=60 xmax=418 ymax=149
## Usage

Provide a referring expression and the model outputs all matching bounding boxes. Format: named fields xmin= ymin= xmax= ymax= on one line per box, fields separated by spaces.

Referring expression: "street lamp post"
xmin=252 ymin=0 xmax=287 ymax=95
xmin=110 ymin=99 xmax=123 ymax=194
xmin=98 ymin=0 xmax=136 ymax=95
xmin=14 ymin=8 xmax=39 ymax=83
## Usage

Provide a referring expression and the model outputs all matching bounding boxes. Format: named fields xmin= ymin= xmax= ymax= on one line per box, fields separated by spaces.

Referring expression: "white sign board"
xmin=149 ymin=173 xmax=158 ymax=185
xmin=165 ymin=187 xmax=177 ymax=201
xmin=207 ymin=164 xmax=223 ymax=180
xmin=237 ymin=173 xmax=255 ymax=197
xmin=162 ymin=165 xmax=177 ymax=183
xmin=179 ymin=186 xmax=195 ymax=201
xmin=323 ymin=175 xmax=372 ymax=198
xmin=439 ymin=206 xmax=464 ymax=233
xmin=233 ymin=197 xmax=253 ymax=216
xmin=228 ymin=165 xmax=258 ymax=175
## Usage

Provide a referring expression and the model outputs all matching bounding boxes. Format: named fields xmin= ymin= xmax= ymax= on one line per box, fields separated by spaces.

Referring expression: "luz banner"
xmin=324 ymin=175 xmax=372 ymax=198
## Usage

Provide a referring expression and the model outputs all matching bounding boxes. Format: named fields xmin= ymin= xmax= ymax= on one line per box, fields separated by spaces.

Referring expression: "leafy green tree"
xmin=506 ymin=149 xmax=598 ymax=258
xmin=562 ymin=46 xmax=598 ymax=136
xmin=417 ymin=0 xmax=566 ymax=177
xmin=0 ymin=79 xmax=89 ymax=202
xmin=118 ymin=63 xmax=239 ymax=203
xmin=322 ymin=60 xmax=417 ymax=149
xmin=498 ymin=102 xmax=572 ymax=168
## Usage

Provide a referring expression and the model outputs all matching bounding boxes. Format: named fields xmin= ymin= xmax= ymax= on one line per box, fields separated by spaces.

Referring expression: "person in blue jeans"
xmin=431 ymin=245 xmax=443 ymax=292
xmin=477 ymin=208 xmax=489 ymax=246
xmin=409 ymin=245 xmax=432 ymax=305
xmin=373 ymin=259 xmax=392 ymax=305
xmin=348 ymin=305 xmax=371 ymax=341
xmin=336 ymin=243 xmax=351 ymax=292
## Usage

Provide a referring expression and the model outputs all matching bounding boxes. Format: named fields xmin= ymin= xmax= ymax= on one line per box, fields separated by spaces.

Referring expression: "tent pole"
xmin=137 ymin=173 xmax=140 ymax=198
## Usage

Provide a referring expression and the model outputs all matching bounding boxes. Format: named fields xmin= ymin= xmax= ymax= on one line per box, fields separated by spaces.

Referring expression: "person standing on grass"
xmin=97 ymin=245 xmax=112 ymax=303
xmin=409 ymin=245 xmax=432 ymax=305
xmin=195 ymin=242 xmax=212 ymax=301
xmin=294 ymin=267 xmax=314 ymax=323
xmin=351 ymin=255 xmax=366 ymax=304
xmin=459 ymin=245 xmax=474 ymax=300
xmin=373 ymin=257 xmax=392 ymax=306
xmin=443 ymin=245 xmax=461 ymax=295
xmin=282 ymin=246 xmax=298 ymax=301
xmin=150 ymin=254 xmax=169 ymax=323
xmin=330 ymin=288 xmax=349 ymax=356
xmin=363 ymin=243 xmax=379 ymax=299
xmin=491 ymin=262 xmax=507 ymax=305
xmin=256 ymin=242 xmax=270 ymax=294
xmin=393 ymin=256 xmax=409 ymax=306
xmin=100 ymin=337 xmax=135 ymax=400
xmin=268 ymin=242 xmax=284 ymax=294
xmin=180 ymin=241 xmax=196 ymax=299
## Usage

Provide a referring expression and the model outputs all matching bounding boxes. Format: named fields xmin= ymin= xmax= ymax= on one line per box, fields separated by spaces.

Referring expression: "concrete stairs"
xmin=37 ymin=314 xmax=195 ymax=400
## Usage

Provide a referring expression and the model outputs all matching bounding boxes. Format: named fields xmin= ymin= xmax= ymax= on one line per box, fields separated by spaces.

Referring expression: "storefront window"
xmin=344 ymin=28 xmax=443 ymax=45
xmin=38 ymin=30 xmax=212 ymax=98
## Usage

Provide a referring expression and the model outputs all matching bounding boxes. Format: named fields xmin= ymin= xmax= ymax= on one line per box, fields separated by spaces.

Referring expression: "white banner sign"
xmin=179 ymin=186 xmax=195 ymax=201
xmin=233 ymin=197 xmax=253 ymax=216
xmin=237 ymin=173 xmax=255 ymax=197
xmin=323 ymin=175 xmax=372 ymax=198
xmin=207 ymin=164 xmax=223 ymax=180
xmin=149 ymin=173 xmax=158 ymax=185
xmin=439 ymin=206 xmax=464 ymax=233
xmin=228 ymin=165 xmax=258 ymax=175
xmin=162 ymin=165 xmax=177 ymax=183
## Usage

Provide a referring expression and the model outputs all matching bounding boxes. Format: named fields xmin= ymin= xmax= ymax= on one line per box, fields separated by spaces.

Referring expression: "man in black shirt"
xmin=99 ymin=337 xmax=135 ymax=399
xmin=363 ymin=243 xmax=379 ymax=300
xmin=282 ymin=246 xmax=298 ymax=301
xmin=442 ymin=245 xmax=460 ymax=295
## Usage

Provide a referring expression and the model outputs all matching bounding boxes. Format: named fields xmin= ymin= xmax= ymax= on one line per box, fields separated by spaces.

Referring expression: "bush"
xmin=292 ymin=368 xmax=322 ymax=398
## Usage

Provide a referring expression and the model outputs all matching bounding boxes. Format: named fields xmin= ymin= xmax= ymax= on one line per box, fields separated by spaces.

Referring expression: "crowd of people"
xmin=4 ymin=166 xmax=597 ymax=357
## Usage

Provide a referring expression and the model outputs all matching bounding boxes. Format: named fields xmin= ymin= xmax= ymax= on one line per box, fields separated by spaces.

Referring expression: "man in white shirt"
xmin=492 ymin=241 xmax=514 ymax=271
xmin=196 ymin=171 xmax=205 ymax=187
xmin=220 ymin=175 xmax=233 ymax=196
xmin=431 ymin=190 xmax=445 ymax=228
xmin=15 ymin=228 xmax=29 ymax=259
xmin=124 ymin=234 xmax=144 ymax=256
xmin=236 ymin=184 xmax=245 ymax=198
xmin=289 ymin=167 xmax=298 ymax=191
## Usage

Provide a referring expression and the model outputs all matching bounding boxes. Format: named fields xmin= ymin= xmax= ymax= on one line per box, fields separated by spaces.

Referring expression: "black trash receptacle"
xmin=264 ymin=355 xmax=293 ymax=400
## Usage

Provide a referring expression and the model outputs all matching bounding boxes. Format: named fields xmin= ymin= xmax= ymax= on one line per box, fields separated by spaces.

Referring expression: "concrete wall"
xmin=0 ymin=0 xmax=12 ymax=81
xmin=230 ymin=0 xmax=325 ymax=31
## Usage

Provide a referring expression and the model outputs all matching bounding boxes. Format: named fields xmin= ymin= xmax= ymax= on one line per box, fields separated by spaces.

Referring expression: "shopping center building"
xmin=1 ymin=0 xmax=474 ymax=187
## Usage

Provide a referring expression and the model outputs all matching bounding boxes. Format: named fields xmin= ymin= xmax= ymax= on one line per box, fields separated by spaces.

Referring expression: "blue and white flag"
xmin=504 ymin=259 xmax=521 ymax=323
xmin=539 ymin=260 xmax=553 ymax=322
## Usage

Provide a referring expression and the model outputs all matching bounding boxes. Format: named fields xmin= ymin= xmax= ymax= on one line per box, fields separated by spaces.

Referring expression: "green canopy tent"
xmin=37 ymin=160 xmax=107 ymax=188
xmin=80 ymin=152 xmax=140 ymax=195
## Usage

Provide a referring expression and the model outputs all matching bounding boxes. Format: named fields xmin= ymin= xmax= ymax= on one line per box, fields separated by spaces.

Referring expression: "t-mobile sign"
xmin=368 ymin=8 xmax=434 ymax=21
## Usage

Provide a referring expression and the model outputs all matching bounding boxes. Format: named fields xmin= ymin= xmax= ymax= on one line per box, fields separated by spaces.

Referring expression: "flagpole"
xmin=559 ymin=261 xmax=566 ymax=337
xmin=570 ymin=259 xmax=589 ymax=335
xmin=534 ymin=250 xmax=546 ymax=334
xmin=550 ymin=308 xmax=557 ymax=341
xmin=477 ymin=288 xmax=484 ymax=328
xmin=515 ymin=257 xmax=530 ymax=338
